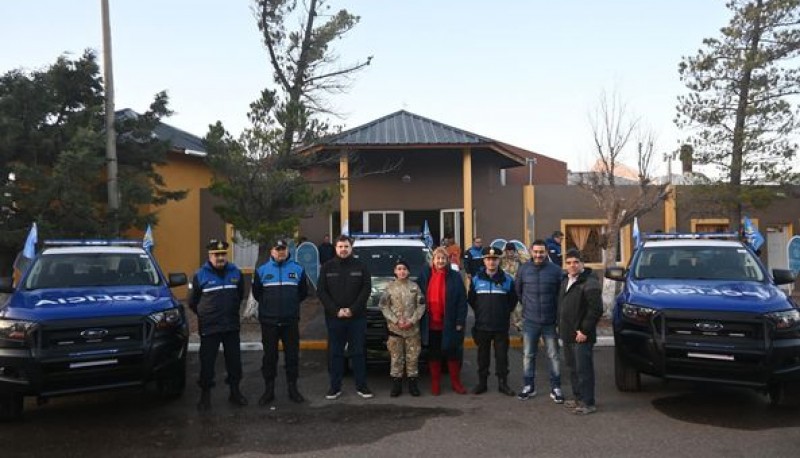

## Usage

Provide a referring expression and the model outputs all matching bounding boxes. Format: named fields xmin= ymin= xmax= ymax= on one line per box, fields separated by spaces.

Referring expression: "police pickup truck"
xmin=0 ymin=240 xmax=189 ymax=420
xmin=351 ymin=233 xmax=432 ymax=363
xmin=605 ymin=233 xmax=800 ymax=405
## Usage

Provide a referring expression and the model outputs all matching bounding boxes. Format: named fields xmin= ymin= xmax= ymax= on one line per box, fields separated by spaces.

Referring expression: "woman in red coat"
xmin=416 ymin=247 xmax=469 ymax=395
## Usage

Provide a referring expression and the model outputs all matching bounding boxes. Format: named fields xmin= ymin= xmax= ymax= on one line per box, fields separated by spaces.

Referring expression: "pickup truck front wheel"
xmin=157 ymin=359 xmax=186 ymax=400
xmin=615 ymin=348 xmax=641 ymax=392
xmin=0 ymin=393 xmax=23 ymax=422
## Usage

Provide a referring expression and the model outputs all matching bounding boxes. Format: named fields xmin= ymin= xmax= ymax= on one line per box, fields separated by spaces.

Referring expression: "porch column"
xmin=523 ymin=184 xmax=535 ymax=246
xmin=463 ymin=147 xmax=473 ymax=245
xmin=339 ymin=149 xmax=350 ymax=234
xmin=664 ymin=184 xmax=677 ymax=232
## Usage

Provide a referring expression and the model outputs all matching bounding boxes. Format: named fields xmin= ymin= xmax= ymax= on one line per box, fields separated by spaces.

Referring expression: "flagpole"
xmin=101 ymin=0 xmax=119 ymax=236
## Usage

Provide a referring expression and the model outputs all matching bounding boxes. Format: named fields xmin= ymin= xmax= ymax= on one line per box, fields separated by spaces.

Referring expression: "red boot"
xmin=447 ymin=359 xmax=467 ymax=394
xmin=429 ymin=360 xmax=442 ymax=396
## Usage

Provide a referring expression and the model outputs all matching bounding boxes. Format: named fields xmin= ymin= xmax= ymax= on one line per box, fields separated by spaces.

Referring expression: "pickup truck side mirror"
xmin=0 ymin=276 xmax=13 ymax=293
xmin=168 ymin=273 xmax=188 ymax=288
xmin=604 ymin=267 xmax=627 ymax=281
xmin=772 ymin=269 xmax=795 ymax=286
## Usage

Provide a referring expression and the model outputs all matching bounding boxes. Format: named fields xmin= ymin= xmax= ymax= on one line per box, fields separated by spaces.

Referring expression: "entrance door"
xmin=363 ymin=211 xmax=403 ymax=233
xmin=766 ymin=225 xmax=790 ymax=270
xmin=440 ymin=209 xmax=465 ymax=247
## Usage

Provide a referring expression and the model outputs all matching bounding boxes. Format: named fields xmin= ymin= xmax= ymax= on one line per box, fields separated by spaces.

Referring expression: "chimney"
xmin=679 ymin=144 xmax=693 ymax=174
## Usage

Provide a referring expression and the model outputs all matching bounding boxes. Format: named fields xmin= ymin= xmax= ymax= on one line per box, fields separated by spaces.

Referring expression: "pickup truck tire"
xmin=615 ymin=347 xmax=641 ymax=392
xmin=157 ymin=359 xmax=186 ymax=400
xmin=0 ymin=393 xmax=23 ymax=422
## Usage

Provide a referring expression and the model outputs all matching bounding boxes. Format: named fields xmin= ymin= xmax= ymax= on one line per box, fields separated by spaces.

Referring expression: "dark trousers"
xmin=563 ymin=341 xmax=596 ymax=406
xmin=473 ymin=329 xmax=510 ymax=378
xmin=325 ymin=315 xmax=368 ymax=391
xmin=198 ymin=330 xmax=242 ymax=389
xmin=260 ymin=322 xmax=300 ymax=383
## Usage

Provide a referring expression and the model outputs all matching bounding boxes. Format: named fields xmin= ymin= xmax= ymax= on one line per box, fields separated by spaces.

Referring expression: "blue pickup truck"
xmin=605 ymin=233 xmax=800 ymax=405
xmin=0 ymin=240 xmax=189 ymax=420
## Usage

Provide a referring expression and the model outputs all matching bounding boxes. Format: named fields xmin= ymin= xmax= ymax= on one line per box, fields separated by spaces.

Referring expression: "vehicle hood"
xmin=1 ymin=286 xmax=176 ymax=321
xmin=624 ymin=278 xmax=793 ymax=313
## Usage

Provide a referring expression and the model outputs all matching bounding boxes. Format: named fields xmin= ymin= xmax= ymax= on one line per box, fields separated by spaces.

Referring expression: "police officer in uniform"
xmin=188 ymin=239 xmax=248 ymax=411
xmin=252 ymin=237 xmax=309 ymax=405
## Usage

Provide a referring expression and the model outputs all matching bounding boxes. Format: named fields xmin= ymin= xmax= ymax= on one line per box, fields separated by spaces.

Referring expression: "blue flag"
xmin=22 ymin=222 xmax=38 ymax=259
xmin=423 ymin=220 xmax=433 ymax=249
xmin=143 ymin=224 xmax=154 ymax=252
xmin=742 ymin=216 xmax=764 ymax=251
xmin=632 ymin=217 xmax=641 ymax=248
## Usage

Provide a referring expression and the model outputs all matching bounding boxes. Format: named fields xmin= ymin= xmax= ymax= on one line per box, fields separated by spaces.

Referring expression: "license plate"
xmin=687 ymin=352 xmax=734 ymax=361
xmin=69 ymin=359 xmax=119 ymax=369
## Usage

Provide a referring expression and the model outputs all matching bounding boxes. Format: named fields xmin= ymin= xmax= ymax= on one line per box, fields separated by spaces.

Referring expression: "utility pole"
xmin=101 ymin=0 xmax=119 ymax=235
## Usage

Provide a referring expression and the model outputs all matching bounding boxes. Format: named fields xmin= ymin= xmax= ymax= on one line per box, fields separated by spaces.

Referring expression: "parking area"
xmin=1 ymin=347 xmax=799 ymax=457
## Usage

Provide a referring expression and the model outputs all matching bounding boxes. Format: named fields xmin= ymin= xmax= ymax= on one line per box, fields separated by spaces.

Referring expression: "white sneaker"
xmin=517 ymin=385 xmax=536 ymax=400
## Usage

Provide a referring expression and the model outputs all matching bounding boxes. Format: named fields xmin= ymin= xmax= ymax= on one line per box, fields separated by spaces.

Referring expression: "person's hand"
xmin=456 ymin=325 xmax=463 ymax=332
xmin=337 ymin=308 xmax=351 ymax=318
xmin=575 ymin=330 xmax=587 ymax=343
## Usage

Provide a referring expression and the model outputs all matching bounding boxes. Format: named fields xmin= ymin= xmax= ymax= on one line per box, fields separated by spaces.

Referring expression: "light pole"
xmin=101 ymin=0 xmax=119 ymax=235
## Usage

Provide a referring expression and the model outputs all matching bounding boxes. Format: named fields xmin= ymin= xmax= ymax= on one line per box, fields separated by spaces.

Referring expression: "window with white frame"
xmin=363 ymin=211 xmax=403 ymax=233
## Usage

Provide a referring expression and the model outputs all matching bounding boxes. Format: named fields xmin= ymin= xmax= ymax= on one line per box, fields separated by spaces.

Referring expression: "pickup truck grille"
xmin=37 ymin=316 xmax=148 ymax=354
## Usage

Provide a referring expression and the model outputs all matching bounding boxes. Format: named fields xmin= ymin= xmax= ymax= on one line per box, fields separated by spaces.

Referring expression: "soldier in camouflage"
xmin=502 ymin=242 xmax=525 ymax=331
xmin=379 ymin=259 xmax=426 ymax=397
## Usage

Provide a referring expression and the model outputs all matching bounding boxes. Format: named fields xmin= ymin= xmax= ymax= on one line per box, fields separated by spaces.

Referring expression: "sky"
xmin=0 ymin=0 xmax=733 ymax=176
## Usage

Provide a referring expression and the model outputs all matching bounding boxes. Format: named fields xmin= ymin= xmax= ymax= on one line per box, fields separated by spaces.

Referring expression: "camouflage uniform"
xmin=502 ymin=255 xmax=524 ymax=330
xmin=379 ymin=279 xmax=426 ymax=378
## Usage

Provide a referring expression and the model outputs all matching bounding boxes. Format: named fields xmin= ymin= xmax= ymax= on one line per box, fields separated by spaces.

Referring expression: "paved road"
xmin=1 ymin=347 xmax=798 ymax=457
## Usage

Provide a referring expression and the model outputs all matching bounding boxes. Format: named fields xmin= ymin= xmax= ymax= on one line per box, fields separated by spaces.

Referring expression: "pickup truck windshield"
xmin=352 ymin=246 xmax=431 ymax=277
xmin=634 ymin=246 xmax=765 ymax=281
xmin=24 ymin=253 xmax=161 ymax=289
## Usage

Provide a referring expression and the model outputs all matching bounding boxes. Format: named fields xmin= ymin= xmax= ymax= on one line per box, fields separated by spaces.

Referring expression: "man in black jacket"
xmin=468 ymin=247 xmax=518 ymax=396
xmin=252 ymin=238 xmax=309 ymax=405
xmin=558 ymin=249 xmax=603 ymax=415
xmin=317 ymin=235 xmax=373 ymax=400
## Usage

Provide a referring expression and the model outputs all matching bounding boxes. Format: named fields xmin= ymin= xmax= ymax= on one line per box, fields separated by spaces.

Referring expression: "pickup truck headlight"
xmin=621 ymin=304 xmax=657 ymax=324
xmin=0 ymin=319 xmax=38 ymax=346
xmin=148 ymin=308 xmax=183 ymax=330
xmin=765 ymin=309 xmax=800 ymax=330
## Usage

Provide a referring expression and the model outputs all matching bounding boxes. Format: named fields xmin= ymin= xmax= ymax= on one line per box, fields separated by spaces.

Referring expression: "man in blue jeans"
xmin=514 ymin=239 xmax=564 ymax=402
xmin=558 ymin=249 xmax=602 ymax=414
xmin=317 ymin=235 xmax=373 ymax=400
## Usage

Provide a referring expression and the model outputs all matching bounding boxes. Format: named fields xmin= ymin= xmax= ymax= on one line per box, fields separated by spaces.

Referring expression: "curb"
xmin=187 ymin=335 xmax=614 ymax=352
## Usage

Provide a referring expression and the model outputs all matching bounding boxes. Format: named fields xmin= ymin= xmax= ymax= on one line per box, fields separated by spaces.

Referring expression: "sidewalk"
xmin=186 ymin=294 xmax=615 ymax=350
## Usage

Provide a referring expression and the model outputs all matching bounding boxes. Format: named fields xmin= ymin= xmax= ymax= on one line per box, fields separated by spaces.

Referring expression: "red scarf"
xmin=427 ymin=267 xmax=446 ymax=331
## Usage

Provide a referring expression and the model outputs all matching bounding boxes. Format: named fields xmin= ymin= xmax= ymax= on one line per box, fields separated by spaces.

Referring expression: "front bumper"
xmin=615 ymin=310 xmax=800 ymax=387
xmin=0 ymin=316 xmax=188 ymax=398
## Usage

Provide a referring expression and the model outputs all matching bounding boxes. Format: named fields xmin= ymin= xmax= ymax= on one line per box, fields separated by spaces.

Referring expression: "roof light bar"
xmin=349 ymin=232 xmax=424 ymax=240
xmin=43 ymin=239 xmax=143 ymax=247
xmin=641 ymin=232 xmax=740 ymax=241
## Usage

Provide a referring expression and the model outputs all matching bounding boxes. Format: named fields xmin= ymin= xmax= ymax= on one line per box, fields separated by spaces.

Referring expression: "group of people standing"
xmin=187 ymin=232 xmax=603 ymax=416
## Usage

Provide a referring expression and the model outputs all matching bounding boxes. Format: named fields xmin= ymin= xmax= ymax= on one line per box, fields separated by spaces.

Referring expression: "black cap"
xmin=272 ymin=238 xmax=288 ymax=249
xmin=482 ymin=247 xmax=502 ymax=258
xmin=395 ymin=259 xmax=410 ymax=270
xmin=206 ymin=238 xmax=229 ymax=253
xmin=504 ymin=242 xmax=516 ymax=251
xmin=553 ymin=230 xmax=564 ymax=237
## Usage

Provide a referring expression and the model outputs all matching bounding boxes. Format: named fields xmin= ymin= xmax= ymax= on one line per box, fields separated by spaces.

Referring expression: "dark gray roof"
xmin=323 ymin=110 xmax=493 ymax=146
xmin=116 ymin=109 xmax=206 ymax=154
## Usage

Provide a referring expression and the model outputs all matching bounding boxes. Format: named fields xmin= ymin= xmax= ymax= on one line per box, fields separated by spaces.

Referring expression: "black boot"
xmin=473 ymin=377 xmax=488 ymax=395
xmin=390 ymin=377 xmax=403 ymax=397
xmin=229 ymin=384 xmax=248 ymax=406
xmin=408 ymin=377 xmax=421 ymax=397
xmin=258 ymin=381 xmax=275 ymax=406
xmin=498 ymin=377 xmax=515 ymax=396
xmin=197 ymin=389 xmax=211 ymax=412
xmin=287 ymin=382 xmax=305 ymax=404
